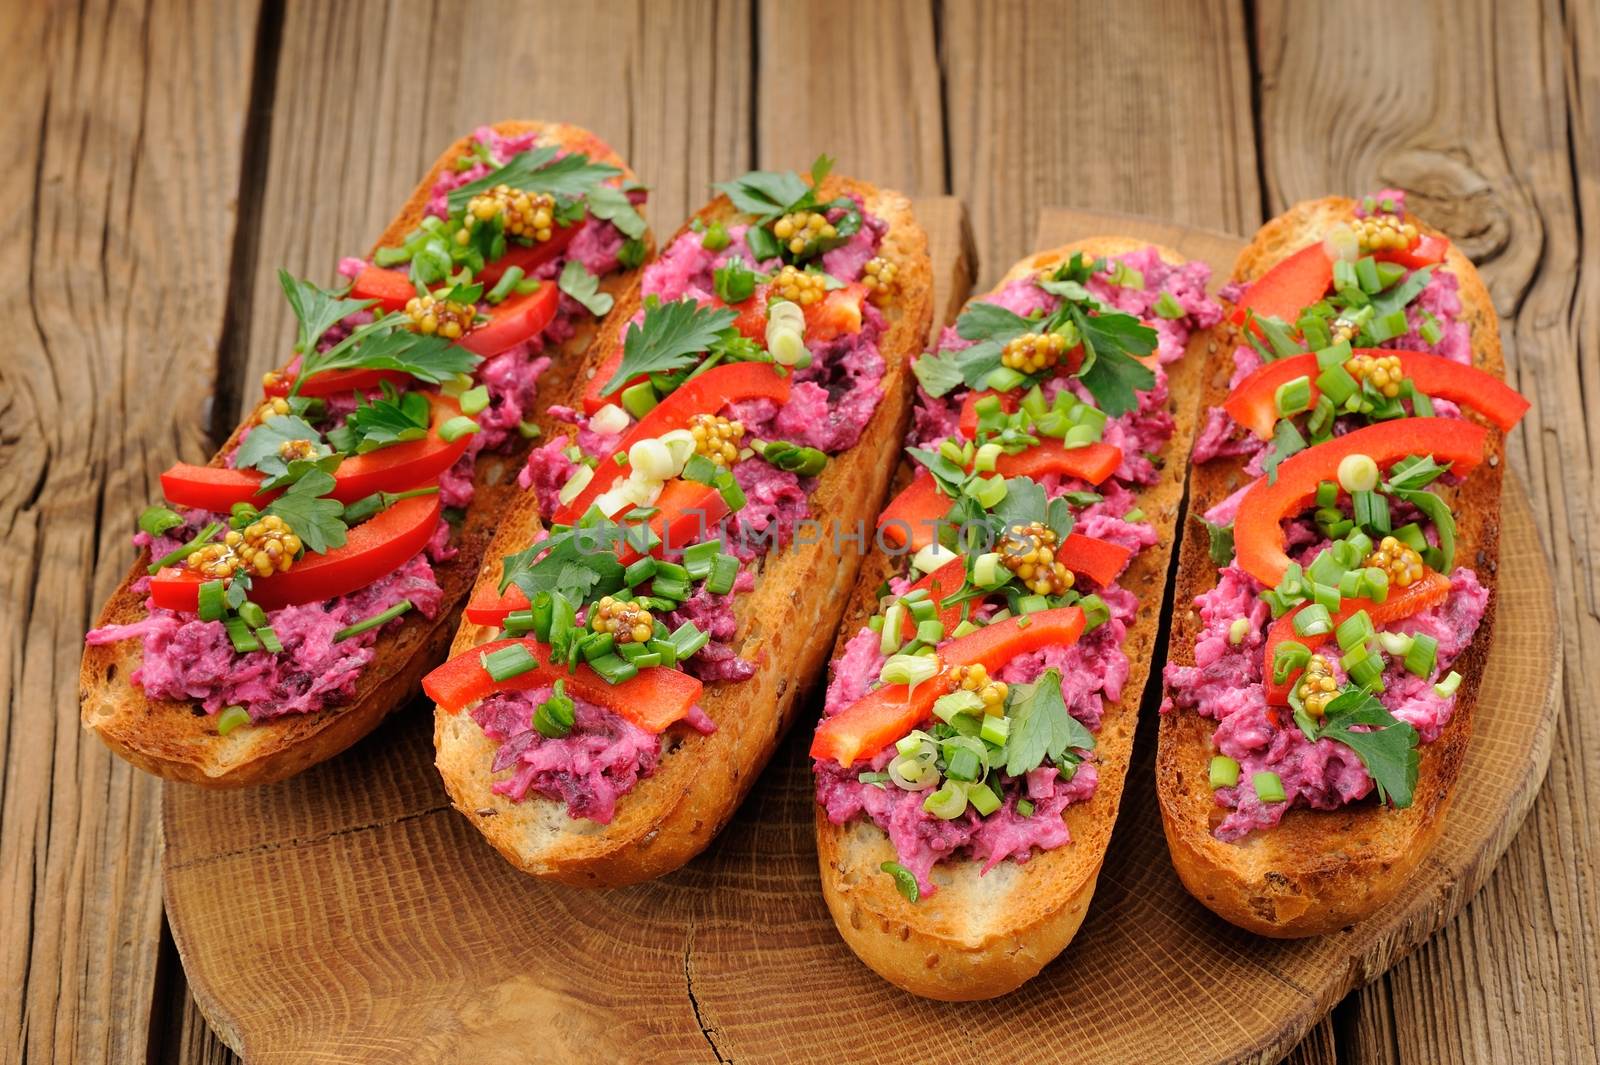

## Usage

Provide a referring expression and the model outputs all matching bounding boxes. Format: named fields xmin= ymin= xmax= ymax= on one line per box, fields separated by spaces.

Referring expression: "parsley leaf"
xmin=1003 ymin=669 xmax=1096 ymax=776
xmin=262 ymin=470 xmax=348 ymax=554
xmin=1199 ymin=517 xmax=1236 ymax=566
xmin=583 ymin=183 xmax=647 ymax=239
xmin=906 ymin=447 xmax=968 ymax=496
xmin=234 ymin=415 xmax=323 ymax=473
xmin=602 ymin=298 xmax=737 ymax=393
xmin=278 ymin=271 xmax=374 ymax=354
xmin=558 ymin=260 xmax=614 ymax=317
xmin=1263 ymin=418 xmax=1308 ymax=485
xmin=446 ymin=147 xmax=623 ymax=214
xmin=325 ymin=385 xmax=432 ymax=454
xmin=712 ymin=168 xmax=812 ymax=219
xmin=989 ymin=476 xmax=1073 ymax=542
xmin=1316 ymin=689 xmax=1420 ymax=807
xmin=302 ymin=328 xmax=480 ymax=387
xmin=910 ymin=348 xmax=966 ymax=397
xmin=498 ymin=527 xmax=626 ymax=605
xmin=1068 ymin=305 xmax=1157 ymax=417
xmin=921 ymin=300 xmax=1036 ymax=392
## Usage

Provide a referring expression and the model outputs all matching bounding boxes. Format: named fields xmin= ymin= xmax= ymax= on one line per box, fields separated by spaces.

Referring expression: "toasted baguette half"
xmin=815 ymin=238 xmax=1210 ymax=1000
xmin=1156 ymin=197 xmax=1505 ymax=936
xmin=81 ymin=121 xmax=645 ymax=787
xmin=434 ymin=177 xmax=933 ymax=887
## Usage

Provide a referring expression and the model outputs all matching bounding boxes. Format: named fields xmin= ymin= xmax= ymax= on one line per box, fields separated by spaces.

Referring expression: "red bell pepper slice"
xmin=160 ymin=395 xmax=470 ymax=509
xmin=349 ymin=265 xmax=416 ymax=312
xmin=582 ymin=344 xmax=637 ymax=415
xmin=877 ymin=441 xmax=1123 ymax=552
xmin=263 ymin=367 xmax=415 ymax=399
xmin=1375 ymin=233 xmax=1448 ymax=270
xmin=557 ymin=362 xmax=792 ymax=523
xmin=1222 ymin=349 xmax=1530 ymax=440
xmin=149 ymin=494 xmax=441 ymax=613
xmin=805 ymin=282 xmax=868 ymax=342
xmin=810 ymin=607 xmax=1086 ymax=766
xmin=476 ymin=220 xmax=585 ymax=285
xmin=1229 ymin=243 xmax=1333 ymax=329
xmin=1233 ymin=419 xmax=1488 ymax=588
xmin=1056 ymin=533 xmax=1135 ymax=588
xmin=957 ymin=390 xmax=1015 ymax=439
xmin=423 ymin=638 xmax=702 ymax=734
xmin=1262 ymin=570 xmax=1452 ymax=704
xmin=456 ymin=282 xmax=560 ymax=357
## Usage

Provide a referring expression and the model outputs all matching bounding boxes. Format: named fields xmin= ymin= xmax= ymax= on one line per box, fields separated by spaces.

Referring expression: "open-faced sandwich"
xmin=425 ymin=157 xmax=933 ymax=887
xmin=809 ymin=239 xmax=1223 ymax=999
xmin=1159 ymin=191 xmax=1530 ymax=936
xmin=82 ymin=121 xmax=647 ymax=786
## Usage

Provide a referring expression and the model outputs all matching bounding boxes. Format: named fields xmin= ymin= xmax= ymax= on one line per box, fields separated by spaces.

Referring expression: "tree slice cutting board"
xmin=162 ymin=206 xmax=1559 ymax=1065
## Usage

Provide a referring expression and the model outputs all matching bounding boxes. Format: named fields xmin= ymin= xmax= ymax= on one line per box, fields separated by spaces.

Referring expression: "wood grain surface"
xmin=4 ymin=2 xmax=1595 ymax=1063
xmin=155 ymin=211 xmax=1558 ymax=1064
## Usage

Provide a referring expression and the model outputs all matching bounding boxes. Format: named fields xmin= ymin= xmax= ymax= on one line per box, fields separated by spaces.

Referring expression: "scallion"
xmin=1210 ymin=755 xmax=1240 ymax=788
xmin=147 ymin=521 xmax=223 ymax=576
xmin=480 ymin=643 xmax=538 ymax=682
xmin=1253 ymin=771 xmax=1286 ymax=804
xmin=333 ymin=599 xmax=415 ymax=642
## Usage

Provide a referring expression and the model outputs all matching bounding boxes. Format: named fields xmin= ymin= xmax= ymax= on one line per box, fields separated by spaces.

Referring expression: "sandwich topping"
xmin=813 ymin=248 xmax=1221 ymax=898
xmin=85 ymin=127 xmax=641 ymax=730
xmin=1165 ymin=195 xmax=1529 ymax=841
xmin=430 ymin=157 xmax=900 ymax=821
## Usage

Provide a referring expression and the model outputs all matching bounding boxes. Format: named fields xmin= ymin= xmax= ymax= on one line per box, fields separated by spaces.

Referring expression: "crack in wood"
xmin=165 ymin=805 xmax=453 ymax=872
xmin=682 ymin=922 xmax=729 ymax=1065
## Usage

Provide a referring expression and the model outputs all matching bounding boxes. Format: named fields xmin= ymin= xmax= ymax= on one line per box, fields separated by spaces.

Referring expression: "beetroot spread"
xmin=469 ymin=685 xmax=716 ymax=822
xmin=814 ymin=584 xmax=1139 ymax=895
xmin=87 ymin=549 xmax=443 ymax=722
xmin=1162 ymin=559 xmax=1488 ymax=840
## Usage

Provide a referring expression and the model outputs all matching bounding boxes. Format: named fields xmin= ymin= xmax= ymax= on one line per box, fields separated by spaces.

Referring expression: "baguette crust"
xmin=80 ymin=121 xmax=645 ymax=787
xmin=1156 ymin=197 xmax=1505 ymax=936
xmin=433 ymin=178 xmax=934 ymax=887
xmin=815 ymin=239 xmax=1208 ymax=1000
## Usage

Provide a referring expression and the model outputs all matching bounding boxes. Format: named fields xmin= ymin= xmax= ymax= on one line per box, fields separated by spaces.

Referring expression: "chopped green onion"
xmin=1404 ymin=632 xmax=1439 ymax=678
xmin=147 ymin=521 xmax=223 ymax=575
xmin=1209 ymin=755 xmax=1240 ymax=788
xmin=1316 ymin=363 xmax=1360 ymax=407
xmin=967 ymin=781 xmax=1002 ymax=816
xmin=485 ymin=266 xmax=525 ymax=304
xmin=458 ymin=385 xmax=491 ymax=415
xmin=1253 ymin=771 xmax=1286 ymax=804
xmin=1016 ymin=798 xmax=1036 ymax=818
xmin=1293 ymin=604 xmax=1333 ymax=638
xmin=701 ymin=222 xmax=730 ymax=252
xmin=255 ymin=626 xmax=284 ymax=654
xmin=669 ymin=621 xmax=710 ymax=660
xmin=1434 ymin=670 xmax=1462 ymax=698
xmin=1355 ymin=256 xmax=1382 ymax=294
xmin=1316 ymin=481 xmax=1339 ymax=509
xmin=1377 ymin=630 xmax=1415 ymax=657
xmin=706 ymin=554 xmax=740 ymax=596
xmin=481 ymin=643 xmax=538 ymax=682
xmin=651 ymin=576 xmax=691 ymax=602
xmin=439 ymin=416 xmax=480 ymax=442
xmin=334 ymin=599 xmax=415 ymax=642
xmin=620 ymin=381 xmax=659 ymax=419
xmin=1419 ymin=311 xmax=1443 ymax=347
xmin=533 ymin=681 xmax=576 ymax=738
xmin=681 ymin=541 xmax=721 ymax=579
xmin=1153 ymin=291 xmax=1186 ymax=319
xmin=979 ymin=714 xmax=1010 ymax=746
xmin=216 ymin=705 xmax=251 ymax=736
xmin=1274 ymin=375 xmax=1313 ymax=417
xmin=516 ymin=419 xmax=541 ymax=440
xmin=1079 ymin=593 xmax=1110 ymax=632
xmin=881 ymin=653 xmax=941 ymax=688
xmin=1228 ymin=617 xmax=1250 ymax=646
xmin=922 ymin=782 xmax=968 ymax=820
xmin=587 ymin=653 xmax=639 ymax=685
xmin=223 ymin=617 xmax=259 ymax=653
xmin=196 ymin=579 xmax=227 ymax=622
xmin=880 ymin=861 xmax=919 ymax=903
xmin=1346 ymin=648 xmax=1387 ymax=689
xmin=623 ymin=556 xmax=658 ymax=587
xmin=915 ymin=618 xmax=944 ymax=645
xmin=139 ymin=505 xmax=185 ymax=538
xmin=1336 ymin=609 xmax=1374 ymax=652
xmin=1272 ymin=640 xmax=1312 ymax=685
xmin=880 ymin=602 xmax=906 ymax=655
xmin=237 ymin=601 xmax=268 ymax=629
xmin=1353 ymin=489 xmax=1390 ymax=533
xmin=1370 ymin=307 xmax=1410 ymax=343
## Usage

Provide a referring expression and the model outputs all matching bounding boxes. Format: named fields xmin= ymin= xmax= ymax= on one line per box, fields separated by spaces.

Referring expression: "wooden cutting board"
xmin=162 ymin=205 xmax=1560 ymax=1065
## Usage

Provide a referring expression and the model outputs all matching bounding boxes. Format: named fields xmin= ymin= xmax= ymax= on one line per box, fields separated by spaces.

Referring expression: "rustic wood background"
xmin=1 ymin=0 xmax=1592 ymax=1062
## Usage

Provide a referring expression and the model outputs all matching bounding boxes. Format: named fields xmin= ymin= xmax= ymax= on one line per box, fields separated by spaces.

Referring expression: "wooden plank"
xmin=1254 ymin=1 xmax=1600 ymax=1062
xmin=941 ymin=0 xmax=1259 ymax=286
xmin=0 ymin=1 xmax=263 ymax=1063
xmin=756 ymin=0 xmax=945 ymax=195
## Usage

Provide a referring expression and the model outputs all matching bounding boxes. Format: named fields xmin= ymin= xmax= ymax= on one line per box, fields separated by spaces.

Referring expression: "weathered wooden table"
xmin=3 ymin=1 xmax=1594 ymax=1062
